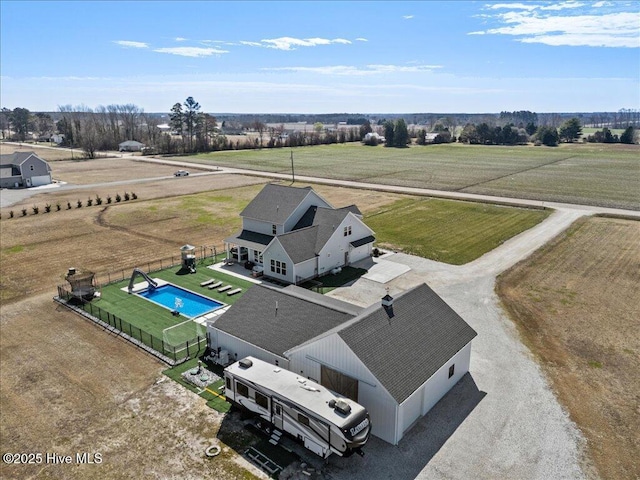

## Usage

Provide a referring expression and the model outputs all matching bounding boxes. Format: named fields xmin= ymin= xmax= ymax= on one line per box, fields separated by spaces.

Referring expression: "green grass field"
xmin=365 ymin=197 xmax=551 ymax=264
xmin=94 ymin=266 xmax=254 ymax=348
xmin=171 ymin=142 xmax=640 ymax=210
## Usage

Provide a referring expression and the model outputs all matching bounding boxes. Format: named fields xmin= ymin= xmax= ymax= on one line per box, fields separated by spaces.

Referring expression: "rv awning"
xmin=224 ymin=230 xmax=274 ymax=251
xmin=350 ymin=235 xmax=375 ymax=248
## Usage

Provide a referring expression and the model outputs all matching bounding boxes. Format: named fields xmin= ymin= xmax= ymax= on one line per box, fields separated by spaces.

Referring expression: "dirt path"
xmin=325 ymin=208 xmax=597 ymax=479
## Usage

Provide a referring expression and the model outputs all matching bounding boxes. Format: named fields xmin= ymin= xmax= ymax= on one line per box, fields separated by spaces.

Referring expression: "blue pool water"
xmin=139 ymin=284 xmax=224 ymax=318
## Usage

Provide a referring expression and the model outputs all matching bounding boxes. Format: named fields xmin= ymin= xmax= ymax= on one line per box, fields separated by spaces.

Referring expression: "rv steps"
xmin=269 ymin=429 xmax=282 ymax=445
xmin=245 ymin=447 xmax=283 ymax=476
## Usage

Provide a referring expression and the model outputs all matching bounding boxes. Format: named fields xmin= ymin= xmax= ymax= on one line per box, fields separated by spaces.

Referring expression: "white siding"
xmin=283 ymin=191 xmax=332 ymax=232
xmin=208 ymin=327 xmax=289 ymax=369
xmin=263 ymin=239 xmax=294 ymax=283
xmin=242 ymin=218 xmax=279 ymax=236
xmin=288 ymin=333 xmax=399 ymax=444
xmin=397 ymin=342 xmax=473 ymax=442
xmin=317 ymin=213 xmax=374 ymax=275
xmin=294 ymin=257 xmax=317 ymax=284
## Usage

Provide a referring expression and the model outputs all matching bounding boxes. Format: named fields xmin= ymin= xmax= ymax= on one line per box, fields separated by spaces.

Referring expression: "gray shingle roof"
xmin=275 ymin=226 xmax=319 ymax=263
xmin=293 ymin=205 xmax=357 ymax=231
xmin=338 ymin=283 xmax=477 ymax=404
xmin=240 ymin=184 xmax=318 ymax=224
xmin=213 ymin=284 xmax=355 ymax=357
xmin=281 ymin=206 xmax=370 ymax=263
xmin=224 ymin=229 xmax=274 ymax=250
xmin=0 ymin=151 xmax=39 ymax=167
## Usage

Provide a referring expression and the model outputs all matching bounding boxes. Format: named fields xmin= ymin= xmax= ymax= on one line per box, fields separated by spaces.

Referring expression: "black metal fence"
xmin=93 ymin=245 xmax=226 ymax=288
xmin=56 ymin=285 xmax=206 ymax=365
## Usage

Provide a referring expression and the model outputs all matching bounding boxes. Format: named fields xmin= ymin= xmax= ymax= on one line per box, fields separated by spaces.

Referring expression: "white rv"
xmin=224 ymin=357 xmax=371 ymax=458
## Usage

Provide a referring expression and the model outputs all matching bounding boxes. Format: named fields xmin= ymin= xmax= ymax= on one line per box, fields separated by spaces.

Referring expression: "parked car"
xmin=174 ymin=170 xmax=189 ymax=177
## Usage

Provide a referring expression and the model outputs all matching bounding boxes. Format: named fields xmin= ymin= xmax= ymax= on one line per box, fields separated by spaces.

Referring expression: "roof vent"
xmin=238 ymin=358 xmax=253 ymax=369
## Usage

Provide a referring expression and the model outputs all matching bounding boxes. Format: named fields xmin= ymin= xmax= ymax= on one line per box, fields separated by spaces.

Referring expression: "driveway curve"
xmin=322 ymin=208 xmax=596 ymax=479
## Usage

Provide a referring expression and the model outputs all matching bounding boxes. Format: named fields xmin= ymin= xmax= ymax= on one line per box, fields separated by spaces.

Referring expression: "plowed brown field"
xmin=497 ymin=216 xmax=640 ymax=480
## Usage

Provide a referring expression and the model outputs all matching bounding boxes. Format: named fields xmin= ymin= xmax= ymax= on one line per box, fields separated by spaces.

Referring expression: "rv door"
xmin=272 ymin=399 xmax=284 ymax=430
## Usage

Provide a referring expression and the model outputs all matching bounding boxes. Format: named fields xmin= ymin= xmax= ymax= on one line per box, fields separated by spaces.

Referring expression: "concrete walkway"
xmin=322 ymin=208 xmax=593 ymax=480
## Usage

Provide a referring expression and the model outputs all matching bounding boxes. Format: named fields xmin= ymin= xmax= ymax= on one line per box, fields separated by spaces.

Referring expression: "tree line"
xmin=1 ymin=104 xmax=636 ymax=157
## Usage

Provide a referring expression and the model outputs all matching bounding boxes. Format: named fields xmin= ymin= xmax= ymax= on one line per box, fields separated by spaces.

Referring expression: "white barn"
xmin=208 ymin=283 xmax=477 ymax=445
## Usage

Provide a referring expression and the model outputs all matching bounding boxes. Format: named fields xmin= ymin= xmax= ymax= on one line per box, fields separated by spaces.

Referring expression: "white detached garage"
xmin=208 ymin=283 xmax=477 ymax=445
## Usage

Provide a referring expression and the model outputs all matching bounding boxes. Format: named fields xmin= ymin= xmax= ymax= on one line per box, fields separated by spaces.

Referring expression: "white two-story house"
xmin=224 ymin=184 xmax=375 ymax=284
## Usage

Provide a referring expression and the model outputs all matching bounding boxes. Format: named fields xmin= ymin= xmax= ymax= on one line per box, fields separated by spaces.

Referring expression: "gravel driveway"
xmin=317 ymin=208 xmax=595 ymax=480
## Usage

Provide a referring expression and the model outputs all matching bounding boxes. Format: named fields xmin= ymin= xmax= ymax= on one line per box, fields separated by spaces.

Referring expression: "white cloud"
xmin=592 ymin=1 xmax=612 ymax=7
xmin=153 ymin=47 xmax=229 ymax=57
xmin=487 ymin=3 xmax=538 ymax=11
xmin=240 ymin=41 xmax=264 ymax=47
xmin=470 ymin=9 xmax=640 ymax=47
xmin=244 ymin=37 xmax=352 ymax=50
xmin=539 ymin=1 xmax=585 ymax=11
xmin=175 ymin=37 xmax=187 ymax=42
xmin=487 ymin=1 xmax=585 ymax=10
xmin=403 ymin=15 xmax=415 ymax=19
xmin=113 ymin=40 xmax=149 ymax=49
xmin=356 ymin=37 xmax=368 ymax=42
xmin=263 ymin=64 xmax=442 ymax=76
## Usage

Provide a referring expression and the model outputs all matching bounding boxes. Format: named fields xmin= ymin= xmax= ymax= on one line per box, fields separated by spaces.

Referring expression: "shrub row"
xmin=2 ymin=192 xmax=138 ymax=220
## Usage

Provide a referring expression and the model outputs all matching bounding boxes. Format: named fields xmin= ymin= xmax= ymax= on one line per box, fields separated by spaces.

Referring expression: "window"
xmin=225 ymin=377 xmax=231 ymax=390
xmin=448 ymin=364 xmax=455 ymax=379
xmin=236 ymin=382 xmax=249 ymax=397
xmin=275 ymin=405 xmax=281 ymax=415
xmin=344 ymin=225 xmax=352 ymax=236
xmin=298 ymin=413 xmax=310 ymax=426
xmin=272 ymin=224 xmax=277 ymax=235
xmin=255 ymin=392 xmax=269 ymax=409
xmin=270 ymin=259 xmax=287 ymax=275
xmin=253 ymin=250 xmax=262 ymax=263
xmin=30 ymin=165 xmax=35 ymax=171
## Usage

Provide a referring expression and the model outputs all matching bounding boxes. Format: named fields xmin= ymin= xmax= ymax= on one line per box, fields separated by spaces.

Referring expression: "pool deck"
xmin=208 ymin=261 xmax=263 ymax=284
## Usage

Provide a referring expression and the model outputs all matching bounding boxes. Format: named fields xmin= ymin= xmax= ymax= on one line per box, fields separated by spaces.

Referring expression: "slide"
xmin=127 ymin=268 xmax=158 ymax=293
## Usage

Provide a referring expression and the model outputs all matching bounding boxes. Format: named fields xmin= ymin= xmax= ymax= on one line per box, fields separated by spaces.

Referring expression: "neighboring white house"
xmin=363 ymin=132 xmax=385 ymax=143
xmin=224 ymin=184 xmax=375 ymax=284
xmin=118 ymin=140 xmax=145 ymax=152
xmin=208 ymin=283 xmax=477 ymax=445
xmin=0 ymin=152 xmax=52 ymax=188
xmin=51 ymin=133 xmax=65 ymax=145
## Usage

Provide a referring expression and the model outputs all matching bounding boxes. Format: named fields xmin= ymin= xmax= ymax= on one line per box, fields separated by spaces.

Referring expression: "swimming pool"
xmin=139 ymin=284 xmax=224 ymax=318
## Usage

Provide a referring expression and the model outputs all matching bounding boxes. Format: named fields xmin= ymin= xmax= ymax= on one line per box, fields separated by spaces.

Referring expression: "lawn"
xmin=169 ymin=142 xmax=640 ymax=210
xmin=365 ymin=197 xmax=551 ymax=264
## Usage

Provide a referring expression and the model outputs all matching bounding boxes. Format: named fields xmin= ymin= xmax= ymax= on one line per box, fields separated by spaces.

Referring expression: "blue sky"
xmin=1 ymin=1 xmax=638 ymax=113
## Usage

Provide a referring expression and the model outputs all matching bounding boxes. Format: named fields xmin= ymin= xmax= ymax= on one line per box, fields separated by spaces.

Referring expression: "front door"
xmin=344 ymin=251 xmax=349 ymax=266
xmin=272 ymin=399 xmax=284 ymax=430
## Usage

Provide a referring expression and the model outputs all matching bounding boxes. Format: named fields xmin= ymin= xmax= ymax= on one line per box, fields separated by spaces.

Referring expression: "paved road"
xmin=320 ymin=207 xmax=595 ymax=480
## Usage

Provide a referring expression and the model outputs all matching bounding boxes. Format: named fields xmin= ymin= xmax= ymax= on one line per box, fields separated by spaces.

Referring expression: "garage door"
xmin=30 ymin=175 xmax=51 ymax=187
xmin=320 ymin=365 xmax=358 ymax=401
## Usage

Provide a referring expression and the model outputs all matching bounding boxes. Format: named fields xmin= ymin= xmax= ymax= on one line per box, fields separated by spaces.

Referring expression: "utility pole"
xmin=290 ymin=150 xmax=295 ymax=184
